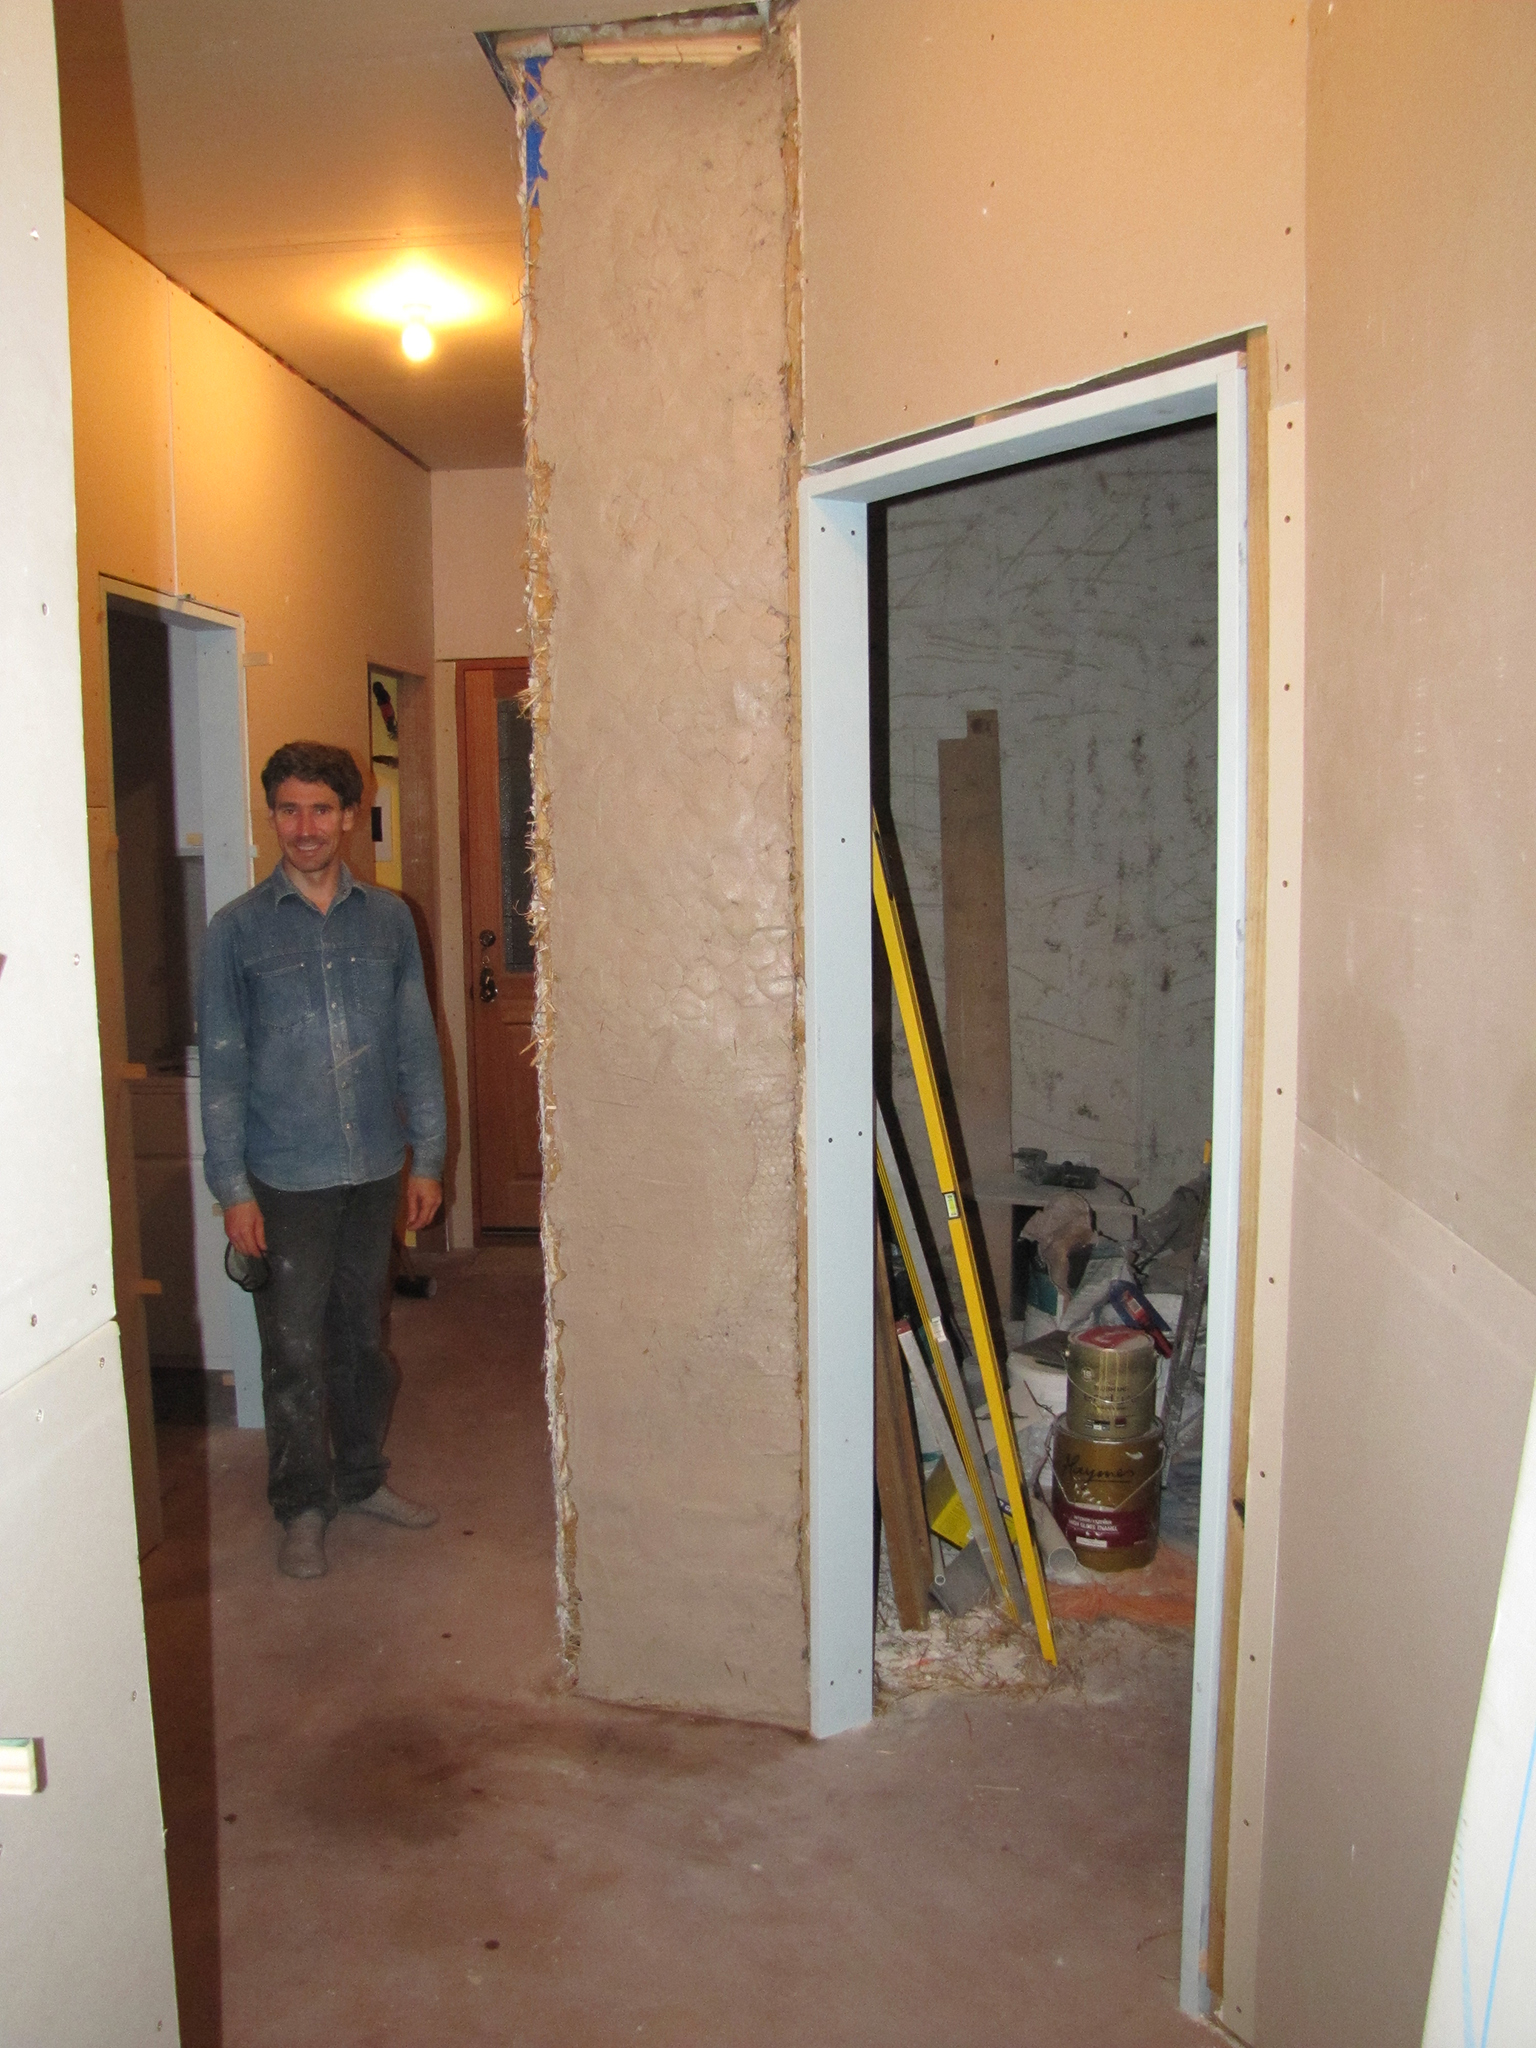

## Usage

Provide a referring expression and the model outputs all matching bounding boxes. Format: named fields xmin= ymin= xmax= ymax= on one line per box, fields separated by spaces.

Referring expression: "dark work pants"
xmin=250 ymin=1172 xmax=402 ymax=1525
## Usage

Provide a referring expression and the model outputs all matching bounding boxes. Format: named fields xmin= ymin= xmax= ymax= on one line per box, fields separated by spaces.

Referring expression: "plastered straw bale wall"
xmin=523 ymin=44 xmax=806 ymax=1723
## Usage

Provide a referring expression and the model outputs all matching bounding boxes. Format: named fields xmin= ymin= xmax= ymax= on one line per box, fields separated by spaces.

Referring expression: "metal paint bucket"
xmin=1051 ymin=1420 xmax=1163 ymax=1573
xmin=1065 ymin=1324 xmax=1157 ymax=1440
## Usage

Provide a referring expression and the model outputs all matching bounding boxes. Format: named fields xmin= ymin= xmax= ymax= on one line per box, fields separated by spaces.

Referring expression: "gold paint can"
xmin=1065 ymin=1324 xmax=1158 ymax=1440
xmin=1051 ymin=1420 xmax=1164 ymax=1573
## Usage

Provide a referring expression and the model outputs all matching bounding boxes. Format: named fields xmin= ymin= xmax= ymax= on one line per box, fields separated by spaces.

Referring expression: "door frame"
xmin=95 ymin=577 xmax=262 ymax=1435
xmin=798 ymin=351 xmax=1253 ymax=2019
xmin=455 ymin=655 xmax=533 ymax=1245
xmin=101 ymin=579 xmax=255 ymax=926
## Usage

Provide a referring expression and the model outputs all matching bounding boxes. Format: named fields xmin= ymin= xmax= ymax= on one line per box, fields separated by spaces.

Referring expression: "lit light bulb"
xmin=401 ymin=318 xmax=434 ymax=362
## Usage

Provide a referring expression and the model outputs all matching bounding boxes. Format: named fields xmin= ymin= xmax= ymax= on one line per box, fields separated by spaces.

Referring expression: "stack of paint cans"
xmin=1050 ymin=1325 xmax=1163 ymax=1572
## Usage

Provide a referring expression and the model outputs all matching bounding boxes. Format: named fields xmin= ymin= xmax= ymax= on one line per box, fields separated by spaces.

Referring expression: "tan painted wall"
xmin=797 ymin=0 xmax=1306 ymax=462
xmin=0 ymin=4 xmax=178 ymax=2031
xmin=1257 ymin=7 xmax=1536 ymax=2042
xmin=529 ymin=46 xmax=805 ymax=1723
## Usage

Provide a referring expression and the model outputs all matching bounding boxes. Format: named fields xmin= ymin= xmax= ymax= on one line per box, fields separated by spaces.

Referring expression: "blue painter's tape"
xmin=522 ymin=56 xmax=547 ymax=208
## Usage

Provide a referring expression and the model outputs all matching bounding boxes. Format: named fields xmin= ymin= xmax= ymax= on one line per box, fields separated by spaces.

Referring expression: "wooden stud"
xmin=937 ymin=707 xmax=1015 ymax=1314
xmin=873 ymin=1217 xmax=931 ymax=1633
xmin=876 ymin=1104 xmax=1028 ymax=1621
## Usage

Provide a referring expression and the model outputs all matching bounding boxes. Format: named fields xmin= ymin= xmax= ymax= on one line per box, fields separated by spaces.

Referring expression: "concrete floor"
xmin=140 ymin=1245 xmax=1210 ymax=2047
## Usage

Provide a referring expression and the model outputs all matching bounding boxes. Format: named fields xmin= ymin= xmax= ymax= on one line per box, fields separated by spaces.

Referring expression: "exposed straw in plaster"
xmin=515 ymin=56 xmax=580 ymax=1676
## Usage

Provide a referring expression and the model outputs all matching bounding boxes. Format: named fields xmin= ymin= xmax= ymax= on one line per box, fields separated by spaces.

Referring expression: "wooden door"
xmin=459 ymin=661 xmax=541 ymax=1233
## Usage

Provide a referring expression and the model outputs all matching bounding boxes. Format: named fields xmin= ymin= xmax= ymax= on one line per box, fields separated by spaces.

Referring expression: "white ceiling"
xmin=52 ymin=2 xmax=665 ymax=469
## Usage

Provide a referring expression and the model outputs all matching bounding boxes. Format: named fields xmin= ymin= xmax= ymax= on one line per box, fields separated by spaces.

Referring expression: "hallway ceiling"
xmin=53 ymin=2 xmax=661 ymax=470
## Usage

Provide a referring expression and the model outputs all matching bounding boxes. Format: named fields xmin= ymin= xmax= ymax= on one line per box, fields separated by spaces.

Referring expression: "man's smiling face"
xmin=269 ymin=776 xmax=356 ymax=879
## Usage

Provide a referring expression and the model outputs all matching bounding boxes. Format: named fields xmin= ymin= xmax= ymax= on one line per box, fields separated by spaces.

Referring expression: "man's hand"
xmin=405 ymin=1177 xmax=443 ymax=1232
xmin=223 ymin=1199 xmax=267 ymax=1257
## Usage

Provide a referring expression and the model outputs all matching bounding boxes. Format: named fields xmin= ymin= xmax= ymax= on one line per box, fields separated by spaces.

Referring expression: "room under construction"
xmin=868 ymin=421 xmax=1217 ymax=1677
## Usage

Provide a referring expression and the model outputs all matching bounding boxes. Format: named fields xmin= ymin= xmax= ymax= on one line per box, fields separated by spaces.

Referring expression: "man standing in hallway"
xmin=199 ymin=740 xmax=448 ymax=1580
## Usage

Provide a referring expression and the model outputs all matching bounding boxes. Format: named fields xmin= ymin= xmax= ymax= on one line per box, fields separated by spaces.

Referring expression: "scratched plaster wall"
xmin=526 ymin=46 xmax=805 ymax=1722
xmin=882 ymin=425 xmax=1218 ymax=1280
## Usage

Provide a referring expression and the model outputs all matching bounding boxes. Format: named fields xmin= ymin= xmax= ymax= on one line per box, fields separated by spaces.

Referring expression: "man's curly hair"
xmin=260 ymin=741 xmax=364 ymax=811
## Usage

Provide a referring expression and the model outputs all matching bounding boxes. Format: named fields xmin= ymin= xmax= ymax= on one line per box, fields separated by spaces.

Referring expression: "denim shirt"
xmin=198 ymin=863 xmax=447 ymax=1207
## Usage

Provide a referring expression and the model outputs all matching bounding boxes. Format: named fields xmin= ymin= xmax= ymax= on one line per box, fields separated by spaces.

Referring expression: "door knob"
xmin=479 ymin=929 xmax=497 ymax=950
xmin=479 ymin=962 xmax=499 ymax=1004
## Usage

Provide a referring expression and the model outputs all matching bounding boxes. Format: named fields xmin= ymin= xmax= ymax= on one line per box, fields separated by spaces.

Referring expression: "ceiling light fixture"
xmin=400 ymin=315 xmax=435 ymax=363
xmin=345 ymin=257 xmax=502 ymax=342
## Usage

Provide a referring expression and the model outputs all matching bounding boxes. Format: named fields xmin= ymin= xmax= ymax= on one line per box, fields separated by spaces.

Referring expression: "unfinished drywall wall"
xmin=1257 ymin=6 xmax=1536 ymax=2043
xmin=796 ymin=0 xmax=1306 ymax=462
xmin=0 ymin=3 xmax=178 ymax=2029
xmin=0 ymin=1330 xmax=181 ymax=2041
xmin=883 ymin=426 xmax=1218 ymax=1273
xmin=527 ymin=43 xmax=804 ymax=1722
xmin=798 ymin=10 xmax=1309 ymax=2007
xmin=67 ymin=204 xmax=433 ymax=888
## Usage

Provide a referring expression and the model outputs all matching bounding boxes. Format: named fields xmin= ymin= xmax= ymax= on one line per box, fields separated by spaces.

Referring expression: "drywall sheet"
xmin=66 ymin=206 xmax=434 ymax=881
xmin=0 ymin=3 xmax=116 ymax=1394
xmin=1297 ymin=0 xmax=1536 ymax=1301
xmin=0 ymin=1326 xmax=179 ymax=2041
xmin=883 ymin=425 xmax=1218 ymax=1311
xmin=796 ymin=0 xmax=1306 ymax=461
xmin=1258 ymin=1130 xmax=1535 ymax=2048
xmin=1257 ymin=6 xmax=1536 ymax=2039
xmin=527 ymin=46 xmax=804 ymax=1721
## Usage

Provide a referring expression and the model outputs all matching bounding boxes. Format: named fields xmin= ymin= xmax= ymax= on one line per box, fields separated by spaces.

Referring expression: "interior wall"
xmin=796 ymin=0 xmax=1308 ymax=2007
xmin=796 ymin=0 xmax=1306 ymax=462
xmin=528 ymin=44 xmax=805 ymax=1722
xmin=1258 ymin=6 xmax=1536 ymax=2042
xmin=67 ymin=202 xmax=434 ymax=884
xmin=65 ymin=203 xmax=439 ymax=1274
xmin=883 ymin=426 xmax=1218 ymax=1280
xmin=0 ymin=3 xmax=178 ymax=2032
xmin=432 ymin=466 xmax=529 ymax=661
xmin=430 ymin=465 xmax=530 ymax=1247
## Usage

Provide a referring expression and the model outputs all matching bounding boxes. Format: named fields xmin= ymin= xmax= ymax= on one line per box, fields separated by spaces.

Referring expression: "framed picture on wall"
xmin=368 ymin=667 xmax=400 ymax=763
xmin=367 ymin=665 xmax=404 ymax=891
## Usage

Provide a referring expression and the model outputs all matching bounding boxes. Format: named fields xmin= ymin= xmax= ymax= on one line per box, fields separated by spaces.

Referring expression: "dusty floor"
xmin=140 ymin=1245 xmax=1210 ymax=2048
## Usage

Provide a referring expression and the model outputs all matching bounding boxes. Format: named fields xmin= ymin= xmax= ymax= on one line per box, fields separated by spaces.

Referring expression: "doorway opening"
xmin=103 ymin=582 xmax=262 ymax=1428
xmin=800 ymin=353 xmax=1251 ymax=2018
xmin=457 ymin=659 xmax=542 ymax=1239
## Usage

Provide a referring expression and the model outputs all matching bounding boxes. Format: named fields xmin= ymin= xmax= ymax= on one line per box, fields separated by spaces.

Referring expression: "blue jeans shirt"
xmin=198 ymin=863 xmax=447 ymax=1207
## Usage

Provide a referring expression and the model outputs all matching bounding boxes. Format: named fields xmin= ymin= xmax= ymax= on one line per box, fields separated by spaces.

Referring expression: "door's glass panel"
xmin=497 ymin=696 xmax=536 ymax=970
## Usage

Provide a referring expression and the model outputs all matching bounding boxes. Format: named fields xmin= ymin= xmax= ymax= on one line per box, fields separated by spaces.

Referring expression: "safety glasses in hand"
xmin=224 ymin=1243 xmax=270 ymax=1293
